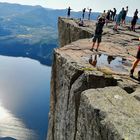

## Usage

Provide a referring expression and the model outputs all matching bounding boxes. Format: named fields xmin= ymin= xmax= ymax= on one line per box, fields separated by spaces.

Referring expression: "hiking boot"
xmin=95 ymin=48 xmax=98 ymax=52
xmin=129 ymin=69 xmax=134 ymax=77
xmin=138 ymin=71 xmax=140 ymax=81
xmin=90 ymin=48 xmax=93 ymax=51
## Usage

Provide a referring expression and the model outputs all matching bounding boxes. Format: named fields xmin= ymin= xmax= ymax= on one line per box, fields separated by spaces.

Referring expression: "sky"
xmin=0 ymin=0 xmax=139 ymax=16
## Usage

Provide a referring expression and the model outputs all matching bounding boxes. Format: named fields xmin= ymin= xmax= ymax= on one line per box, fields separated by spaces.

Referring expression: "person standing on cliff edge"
xmin=82 ymin=8 xmax=86 ymax=19
xmin=88 ymin=8 xmax=92 ymax=20
xmin=67 ymin=6 xmax=72 ymax=17
xmin=130 ymin=37 xmax=140 ymax=81
xmin=90 ymin=17 xmax=105 ymax=52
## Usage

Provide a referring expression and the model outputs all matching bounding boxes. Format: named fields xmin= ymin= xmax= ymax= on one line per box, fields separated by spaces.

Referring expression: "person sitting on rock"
xmin=90 ymin=17 xmax=105 ymax=52
xmin=130 ymin=37 xmax=140 ymax=80
xmin=78 ymin=18 xmax=84 ymax=26
xmin=82 ymin=8 xmax=86 ymax=19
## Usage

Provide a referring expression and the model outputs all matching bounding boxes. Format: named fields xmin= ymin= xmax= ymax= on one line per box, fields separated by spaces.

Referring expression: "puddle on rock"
xmin=88 ymin=54 xmax=132 ymax=73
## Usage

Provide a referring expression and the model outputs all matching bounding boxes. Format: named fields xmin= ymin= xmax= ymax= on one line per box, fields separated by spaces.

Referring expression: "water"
xmin=88 ymin=54 xmax=131 ymax=73
xmin=0 ymin=55 xmax=51 ymax=140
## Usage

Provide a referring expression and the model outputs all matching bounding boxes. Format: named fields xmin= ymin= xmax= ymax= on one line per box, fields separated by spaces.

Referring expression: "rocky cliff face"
xmin=47 ymin=18 xmax=140 ymax=140
xmin=58 ymin=17 xmax=93 ymax=47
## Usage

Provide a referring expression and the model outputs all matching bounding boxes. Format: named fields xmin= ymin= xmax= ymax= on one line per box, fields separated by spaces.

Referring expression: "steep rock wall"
xmin=47 ymin=48 xmax=118 ymax=140
xmin=58 ymin=17 xmax=93 ymax=47
xmin=47 ymin=18 xmax=140 ymax=140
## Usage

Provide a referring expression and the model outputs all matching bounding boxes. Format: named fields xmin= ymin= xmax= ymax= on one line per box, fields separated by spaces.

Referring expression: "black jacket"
xmin=95 ymin=21 xmax=105 ymax=35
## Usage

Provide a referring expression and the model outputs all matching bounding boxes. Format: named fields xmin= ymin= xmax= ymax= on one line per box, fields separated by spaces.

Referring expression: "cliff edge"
xmin=47 ymin=17 xmax=140 ymax=140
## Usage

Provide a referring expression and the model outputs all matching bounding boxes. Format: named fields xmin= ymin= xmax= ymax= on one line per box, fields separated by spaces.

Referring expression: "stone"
xmin=76 ymin=87 xmax=140 ymax=140
xmin=131 ymin=88 xmax=140 ymax=101
xmin=47 ymin=17 xmax=140 ymax=140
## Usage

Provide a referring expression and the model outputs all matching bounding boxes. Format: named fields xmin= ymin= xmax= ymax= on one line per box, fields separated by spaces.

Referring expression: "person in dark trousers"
xmin=112 ymin=8 xmax=117 ymax=21
xmin=82 ymin=8 xmax=86 ymax=19
xmin=106 ymin=10 xmax=111 ymax=26
xmin=130 ymin=37 xmax=140 ymax=80
xmin=67 ymin=6 xmax=72 ymax=17
xmin=88 ymin=8 xmax=92 ymax=20
xmin=121 ymin=6 xmax=128 ymax=24
xmin=110 ymin=10 xmax=114 ymax=21
xmin=90 ymin=17 xmax=105 ymax=52
xmin=113 ymin=8 xmax=124 ymax=31
xmin=131 ymin=9 xmax=138 ymax=31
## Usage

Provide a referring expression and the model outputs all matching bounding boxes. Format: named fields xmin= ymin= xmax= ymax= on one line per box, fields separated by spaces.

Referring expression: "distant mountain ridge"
xmin=0 ymin=2 xmax=139 ymax=66
xmin=0 ymin=2 xmax=139 ymax=28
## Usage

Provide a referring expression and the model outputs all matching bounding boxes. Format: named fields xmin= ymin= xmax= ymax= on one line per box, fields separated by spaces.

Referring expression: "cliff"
xmin=47 ymin=17 xmax=140 ymax=140
xmin=58 ymin=17 xmax=93 ymax=47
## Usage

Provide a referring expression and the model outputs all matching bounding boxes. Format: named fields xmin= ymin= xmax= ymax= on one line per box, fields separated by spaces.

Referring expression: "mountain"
xmin=0 ymin=2 xmax=139 ymax=66
xmin=0 ymin=3 xmax=59 ymax=66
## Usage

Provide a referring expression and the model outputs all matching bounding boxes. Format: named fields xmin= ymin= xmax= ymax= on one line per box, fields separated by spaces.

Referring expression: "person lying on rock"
xmin=90 ymin=17 xmax=105 ymax=52
xmin=130 ymin=37 xmax=140 ymax=80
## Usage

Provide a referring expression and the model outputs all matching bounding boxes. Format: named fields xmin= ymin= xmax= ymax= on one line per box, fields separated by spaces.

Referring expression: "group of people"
xmin=91 ymin=10 xmax=140 ymax=80
xmin=67 ymin=7 xmax=92 ymax=20
xmin=67 ymin=6 xmax=140 ymax=80
xmin=113 ymin=7 xmax=139 ymax=31
xmin=68 ymin=6 xmax=139 ymax=32
xmin=101 ymin=8 xmax=117 ymax=25
xmin=82 ymin=8 xmax=92 ymax=20
xmin=99 ymin=6 xmax=128 ymax=29
xmin=90 ymin=7 xmax=139 ymax=52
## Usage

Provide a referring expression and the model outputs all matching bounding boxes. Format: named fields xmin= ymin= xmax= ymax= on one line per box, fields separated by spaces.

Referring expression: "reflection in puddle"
xmin=107 ymin=56 xmax=115 ymax=64
xmin=0 ymin=102 xmax=37 ymax=140
xmin=89 ymin=54 xmax=131 ymax=73
xmin=89 ymin=55 xmax=97 ymax=66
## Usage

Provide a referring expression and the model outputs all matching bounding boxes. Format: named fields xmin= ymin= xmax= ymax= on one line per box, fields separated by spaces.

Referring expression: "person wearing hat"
xmin=90 ymin=17 xmax=105 ymax=51
xmin=130 ymin=37 xmax=140 ymax=80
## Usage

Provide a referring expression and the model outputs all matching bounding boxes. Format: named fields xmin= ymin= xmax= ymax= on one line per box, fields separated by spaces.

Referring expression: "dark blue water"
xmin=0 ymin=55 xmax=51 ymax=140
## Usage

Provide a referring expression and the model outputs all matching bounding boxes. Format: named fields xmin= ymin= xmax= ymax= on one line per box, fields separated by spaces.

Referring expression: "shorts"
xmin=122 ymin=15 xmax=126 ymax=20
xmin=136 ymin=50 xmax=140 ymax=59
xmin=92 ymin=34 xmax=102 ymax=43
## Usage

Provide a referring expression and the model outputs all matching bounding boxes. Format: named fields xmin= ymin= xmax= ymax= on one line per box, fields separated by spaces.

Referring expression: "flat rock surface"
xmin=76 ymin=86 xmax=140 ymax=140
xmin=57 ymin=18 xmax=140 ymax=86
